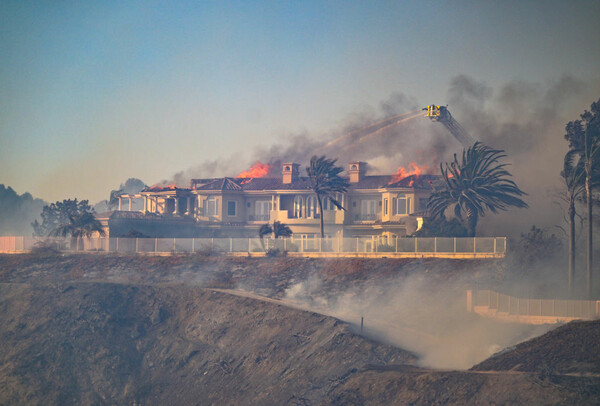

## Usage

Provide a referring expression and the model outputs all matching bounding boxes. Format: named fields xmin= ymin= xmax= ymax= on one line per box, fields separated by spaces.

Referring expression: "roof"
xmin=186 ymin=174 xmax=441 ymax=193
xmin=141 ymin=185 xmax=191 ymax=193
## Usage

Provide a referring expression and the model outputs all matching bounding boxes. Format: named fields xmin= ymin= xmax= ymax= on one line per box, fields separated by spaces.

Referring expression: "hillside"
xmin=0 ymin=254 xmax=599 ymax=404
xmin=0 ymin=282 xmax=416 ymax=405
xmin=472 ymin=319 xmax=600 ymax=375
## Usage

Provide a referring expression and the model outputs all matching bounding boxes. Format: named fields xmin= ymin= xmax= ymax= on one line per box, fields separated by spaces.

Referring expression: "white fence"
xmin=0 ymin=236 xmax=506 ymax=257
xmin=468 ymin=289 xmax=600 ymax=324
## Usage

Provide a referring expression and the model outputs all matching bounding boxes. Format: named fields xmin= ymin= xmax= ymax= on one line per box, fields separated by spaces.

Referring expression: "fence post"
xmin=192 ymin=238 xmax=195 ymax=253
xmin=473 ymin=238 xmax=476 ymax=253
xmin=230 ymin=238 xmax=233 ymax=253
xmin=116 ymin=237 xmax=119 ymax=252
xmin=248 ymin=238 xmax=251 ymax=253
xmin=494 ymin=238 xmax=497 ymax=255
xmin=395 ymin=236 xmax=398 ymax=253
xmin=211 ymin=238 xmax=214 ymax=251
xmin=356 ymin=237 xmax=359 ymax=253
xmin=173 ymin=238 xmax=176 ymax=252
xmin=454 ymin=237 xmax=457 ymax=253
xmin=155 ymin=238 xmax=158 ymax=253
xmin=414 ymin=237 xmax=418 ymax=253
xmin=434 ymin=237 xmax=437 ymax=253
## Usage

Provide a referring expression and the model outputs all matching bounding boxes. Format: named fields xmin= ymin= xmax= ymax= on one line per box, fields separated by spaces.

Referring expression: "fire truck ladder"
xmin=423 ymin=105 xmax=475 ymax=147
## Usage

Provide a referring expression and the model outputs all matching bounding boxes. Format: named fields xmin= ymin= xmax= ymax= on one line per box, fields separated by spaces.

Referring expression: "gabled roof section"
xmin=192 ymin=177 xmax=243 ymax=191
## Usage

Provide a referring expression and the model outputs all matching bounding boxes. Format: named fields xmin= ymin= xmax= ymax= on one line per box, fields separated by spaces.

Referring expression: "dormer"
xmin=282 ymin=163 xmax=300 ymax=184
xmin=348 ymin=161 xmax=367 ymax=183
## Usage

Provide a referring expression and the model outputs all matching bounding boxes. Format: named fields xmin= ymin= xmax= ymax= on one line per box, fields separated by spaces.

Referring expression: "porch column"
xmin=186 ymin=197 xmax=191 ymax=215
xmin=173 ymin=198 xmax=177 ymax=215
xmin=118 ymin=197 xmax=122 ymax=211
xmin=128 ymin=197 xmax=132 ymax=211
xmin=143 ymin=196 xmax=147 ymax=212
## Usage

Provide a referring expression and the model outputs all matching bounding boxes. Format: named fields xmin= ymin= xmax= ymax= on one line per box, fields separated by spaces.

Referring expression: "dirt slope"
xmin=0 ymin=254 xmax=599 ymax=405
xmin=472 ymin=319 xmax=600 ymax=375
xmin=0 ymin=282 xmax=414 ymax=405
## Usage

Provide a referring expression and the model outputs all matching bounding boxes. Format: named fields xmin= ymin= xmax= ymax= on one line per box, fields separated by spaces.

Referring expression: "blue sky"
xmin=1 ymin=0 xmax=599 ymax=203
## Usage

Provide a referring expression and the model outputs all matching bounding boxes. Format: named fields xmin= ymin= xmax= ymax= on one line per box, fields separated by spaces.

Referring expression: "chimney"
xmin=282 ymin=163 xmax=300 ymax=184
xmin=348 ymin=161 xmax=367 ymax=183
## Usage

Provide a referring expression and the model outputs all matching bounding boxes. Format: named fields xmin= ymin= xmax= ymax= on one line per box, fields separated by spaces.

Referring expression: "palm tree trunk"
xmin=466 ymin=206 xmax=478 ymax=237
xmin=317 ymin=195 xmax=325 ymax=238
xmin=586 ymin=176 xmax=593 ymax=299
xmin=568 ymin=199 xmax=576 ymax=297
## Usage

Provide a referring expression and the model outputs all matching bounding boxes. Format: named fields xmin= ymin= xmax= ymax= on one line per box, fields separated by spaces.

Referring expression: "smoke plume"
xmin=161 ymin=74 xmax=597 ymax=237
xmin=283 ymin=270 xmax=551 ymax=370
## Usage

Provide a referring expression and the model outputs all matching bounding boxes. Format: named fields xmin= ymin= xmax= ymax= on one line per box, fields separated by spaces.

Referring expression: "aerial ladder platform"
xmin=423 ymin=105 xmax=475 ymax=147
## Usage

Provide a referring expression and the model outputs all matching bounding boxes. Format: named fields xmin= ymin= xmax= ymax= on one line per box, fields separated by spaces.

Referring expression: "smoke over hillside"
xmin=283 ymin=270 xmax=551 ymax=370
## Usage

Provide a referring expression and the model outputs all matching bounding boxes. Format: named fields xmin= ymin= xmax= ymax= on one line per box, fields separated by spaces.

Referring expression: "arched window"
xmin=293 ymin=195 xmax=303 ymax=218
xmin=306 ymin=196 xmax=318 ymax=218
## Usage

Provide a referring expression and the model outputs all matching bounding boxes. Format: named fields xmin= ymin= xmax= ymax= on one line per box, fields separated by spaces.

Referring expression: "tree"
xmin=561 ymin=150 xmax=587 ymax=294
xmin=108 ymin=178 xmax=147 ymax=209
xmin=272 ymin=221 xmax=292 ymax=239
xmin=427 ymin=142 xmax=528 ymax=237
xmin=258 ymin=221 xmax=292 ymax=251
xmin=258 ymin=223 xmax=273 ymax=251
xmin=306 ymin=155 xmax=349 ymax=238
xmin=564 ymin=98 xmax=600 ymax=298
xmin=50 ymin=211 xmax=105 ymax=251
xmin=413 ymin=217 xmax=468 ymax=237
xmin=32 ymin=199 xmax=94 ymax=237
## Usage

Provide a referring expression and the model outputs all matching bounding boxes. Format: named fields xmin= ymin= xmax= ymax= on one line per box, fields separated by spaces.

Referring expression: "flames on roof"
xmin=236 ymin=162 xmax=271 ymax=185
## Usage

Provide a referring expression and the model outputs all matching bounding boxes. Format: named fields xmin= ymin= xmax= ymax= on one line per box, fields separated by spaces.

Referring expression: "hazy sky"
xmin=1 ymin=0 xmax=600 ymax=204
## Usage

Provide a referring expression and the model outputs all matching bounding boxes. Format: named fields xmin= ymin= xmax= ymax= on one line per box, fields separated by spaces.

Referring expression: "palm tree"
xmin=564 ymin=100 xmax=600 ymax=298
xmin=258 ymin=223 xmax=273 ymax=251
xmin=272 ymin=221 xmax=292 ymax=239
xmin=427 ymin=142 xmax=528 ymax=237
xmin=306 ymin=155 xmax=349 ymax=238
xmin=562 ymin=150 xmax=586 ymax=295
xmin=50 ymin=211 xmax=106 ymax=251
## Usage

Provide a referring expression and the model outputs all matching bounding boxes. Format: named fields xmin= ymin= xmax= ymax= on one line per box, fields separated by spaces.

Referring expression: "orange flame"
xmin=147 ymin=183 xmax=178 ymax=191
xmin=236 ymin=162 xmax=271 ymax=179
xmin=390 ymin=162 xmax=431 ymax=184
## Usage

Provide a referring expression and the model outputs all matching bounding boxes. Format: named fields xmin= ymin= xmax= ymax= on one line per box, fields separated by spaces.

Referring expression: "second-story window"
xmin=254 ymin=201 xmax=271 ymax=221
xmin=293 ymin=195 xmax=303 ymax=218
xmin=306 ymin=196 xmax=318 ymax=218
xmin=361 ymin=200 xmax=377 ymax=220
xmin=227 ymin=200 xmax=236 ymax=216
xmin=393 ymin=194 xmax=412 ymax=215
xmin=205 ymin=196 xmax=218 ymax=216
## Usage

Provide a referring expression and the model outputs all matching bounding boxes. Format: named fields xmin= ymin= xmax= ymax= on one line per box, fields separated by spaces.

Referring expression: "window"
xmin=205 ymin=196 xmax=218 ymax=216
xmin=293 ymin=195 xmax=303 ymax=218
xmin=322 ymin=194 xmax=342 ymax=210
xmin=361 ymin=200 xmax=377 ymax=220
xmin=254 ymin=201 xmax=271 ymax=221
xmin=306 ymin=196 xmax=318 ymax=218
xmin=393 ymin=194 xmax=412 ymax=215
xmin=384 ymin=199 xmax=388 ymax=215
xmin=227 ymin=200 xmax=237 ymax=216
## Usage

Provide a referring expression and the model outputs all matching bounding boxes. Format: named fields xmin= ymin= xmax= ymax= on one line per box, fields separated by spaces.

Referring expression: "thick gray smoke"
xmin=445 ymin=74 xmax=594 ymax=236
xmin=283 ymin=271 xmax=551 ymax=370
xmin=163 ymin=75 xmax=597 ymax=237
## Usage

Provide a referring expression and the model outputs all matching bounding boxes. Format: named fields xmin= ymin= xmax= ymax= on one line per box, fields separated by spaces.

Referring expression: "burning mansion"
xmin=97 ymin=161 xmax=439 ymax=240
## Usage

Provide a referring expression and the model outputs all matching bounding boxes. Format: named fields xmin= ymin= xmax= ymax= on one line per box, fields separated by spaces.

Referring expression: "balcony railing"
xmin=248 ymin=214 xmax=270 ymax=222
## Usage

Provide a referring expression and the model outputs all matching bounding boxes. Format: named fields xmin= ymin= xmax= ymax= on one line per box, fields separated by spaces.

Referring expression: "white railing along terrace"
xmin=0 ymin=236 xmax=506 ymax=256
